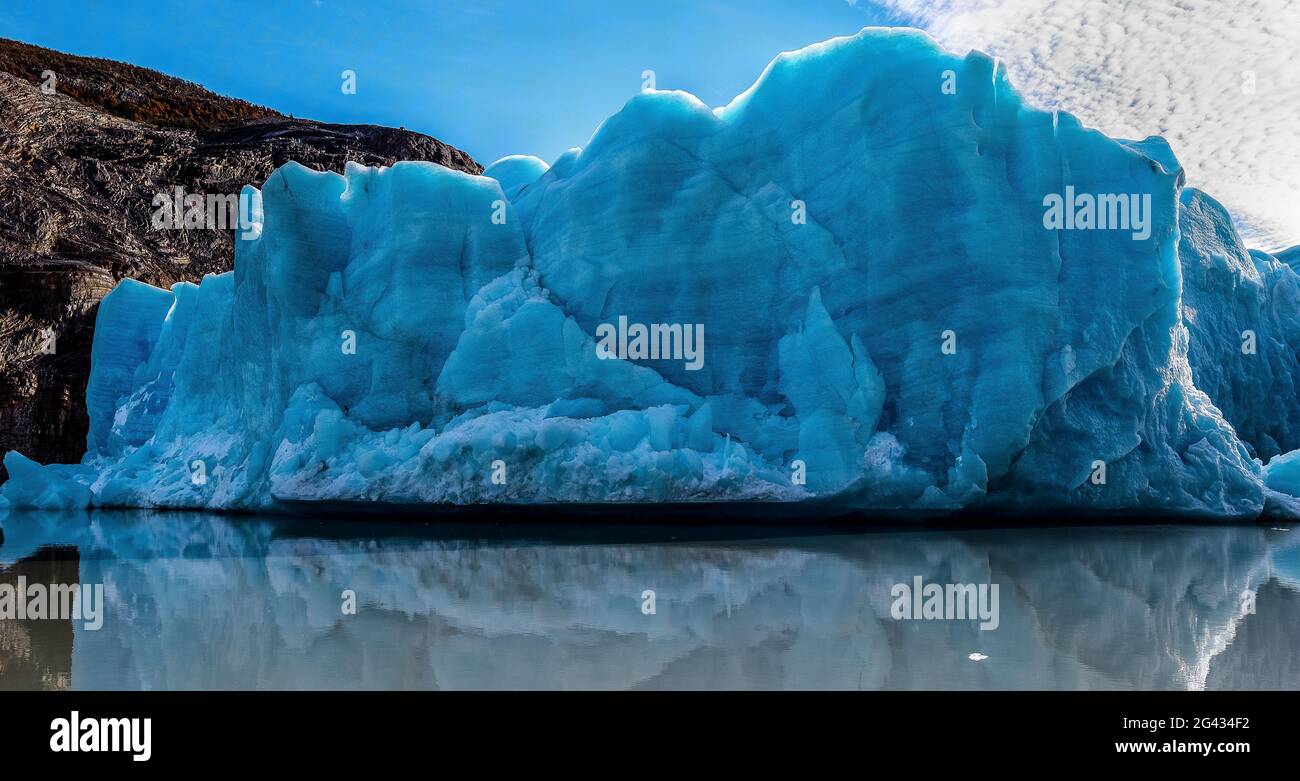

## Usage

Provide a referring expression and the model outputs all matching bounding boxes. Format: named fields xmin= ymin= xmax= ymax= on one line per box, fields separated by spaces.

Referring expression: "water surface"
xmin=1 ymin=509 xmax=1297 ymax=690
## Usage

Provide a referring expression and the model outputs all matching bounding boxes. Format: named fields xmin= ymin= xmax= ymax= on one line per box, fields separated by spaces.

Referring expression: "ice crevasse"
xmin=5 ymin=27 xmax=1300 ymax=519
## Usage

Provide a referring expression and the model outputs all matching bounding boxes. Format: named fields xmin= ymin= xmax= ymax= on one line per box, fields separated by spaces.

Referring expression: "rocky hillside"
xmin=0 ymin=38 xmax=279 ymax=129
xmin=0 ymin=38 xmax=482 ymax=479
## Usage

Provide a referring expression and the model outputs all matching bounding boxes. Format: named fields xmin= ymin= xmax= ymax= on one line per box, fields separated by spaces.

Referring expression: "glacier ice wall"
xmin=1178 ymin=188 xmax=1300 ymax=461
xmin=3 ymin=27 xmax=1299 ymax=519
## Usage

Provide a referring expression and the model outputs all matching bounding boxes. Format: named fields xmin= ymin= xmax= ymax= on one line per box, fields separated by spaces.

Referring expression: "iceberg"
xmin=3 ymin=27 xmax=1299 ymax=519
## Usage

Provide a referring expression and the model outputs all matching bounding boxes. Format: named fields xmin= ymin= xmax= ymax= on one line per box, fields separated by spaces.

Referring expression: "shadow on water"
xmin=0 ymin=505 xmax=1297 ymax=690
xmin=0 ymin=545 xmax=77 ymax=690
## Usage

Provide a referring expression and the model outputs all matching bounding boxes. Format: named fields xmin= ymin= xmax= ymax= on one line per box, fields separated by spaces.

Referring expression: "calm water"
xmin=1 ymin=508 xmax=1297 ymax=690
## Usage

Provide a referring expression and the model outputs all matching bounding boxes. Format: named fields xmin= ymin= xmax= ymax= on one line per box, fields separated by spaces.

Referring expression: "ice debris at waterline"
xmin=4 ymin=27 xmax=1300 ymax=519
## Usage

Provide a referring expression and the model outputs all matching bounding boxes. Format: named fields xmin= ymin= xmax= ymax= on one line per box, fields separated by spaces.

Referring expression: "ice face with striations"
xmin=4 ymin=27 xmax=1300 ymax=519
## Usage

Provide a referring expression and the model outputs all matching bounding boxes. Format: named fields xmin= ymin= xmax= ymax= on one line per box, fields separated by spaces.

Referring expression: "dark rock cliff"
xmin=0 ymin=38 xmax=482 ymax=480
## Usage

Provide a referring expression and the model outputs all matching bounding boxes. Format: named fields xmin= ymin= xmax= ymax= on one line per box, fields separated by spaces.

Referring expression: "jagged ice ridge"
xmin=5 ymin=27 xmax=1300 ymax=520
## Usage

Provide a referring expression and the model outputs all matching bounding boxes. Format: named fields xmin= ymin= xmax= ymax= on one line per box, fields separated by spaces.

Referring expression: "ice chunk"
xmin=84 ymin=278 xmax=176 ymax=457
xmin=483 ymin=155 xmax=550 ymax=200
xmin=1 ymin=452 xmax=92 ymax=509
xmin=0 ymin=28 xmax=1288 ymax=519
xmin=1264 ymin=449 xmax=1300 ymax=497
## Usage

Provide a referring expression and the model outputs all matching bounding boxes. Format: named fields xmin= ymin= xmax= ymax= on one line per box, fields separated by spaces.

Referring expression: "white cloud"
xmin=880 ymin=0 xmax=1300 ymax=251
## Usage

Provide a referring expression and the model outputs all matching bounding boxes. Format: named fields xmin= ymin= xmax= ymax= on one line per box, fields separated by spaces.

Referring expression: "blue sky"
xmin=0 ymin=0 xmax=901 ymax=166
xmin=6 ymin=0 xmax=1293 ymax=248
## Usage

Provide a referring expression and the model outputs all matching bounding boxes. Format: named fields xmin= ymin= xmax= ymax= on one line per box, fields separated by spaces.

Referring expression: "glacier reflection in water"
xmin=0 ymin=509 xmax=1297 ymax=690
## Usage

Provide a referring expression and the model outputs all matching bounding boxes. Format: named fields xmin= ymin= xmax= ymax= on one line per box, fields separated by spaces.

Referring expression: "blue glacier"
xmin=4 ymin=27 xmax=1300 ymax=520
